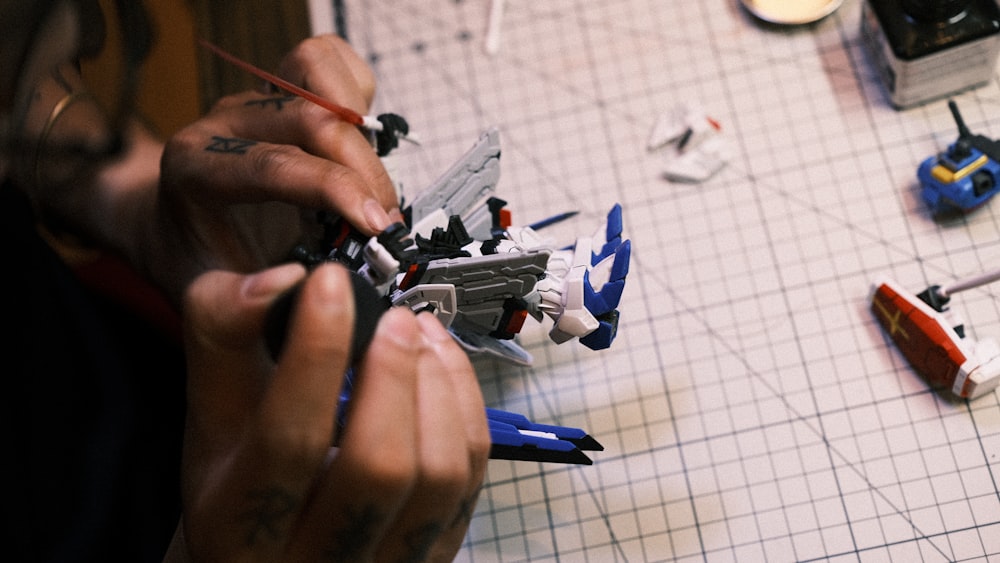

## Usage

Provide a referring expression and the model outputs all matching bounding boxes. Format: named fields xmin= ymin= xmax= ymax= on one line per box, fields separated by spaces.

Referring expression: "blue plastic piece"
xmin=583 ymin=240 xmax=630 ymax=317
xmin=610 ymin=240 xmax=631 ymax=281
xmin=918 ymin=100 xmax=1000 ymax=216
xmin=594 ymin=204 xmax=624 ymax=262
xmin=486 ymin=408 xmax=602 ymax=464
xmin=919 ymin=146 xmax=1000 ymax=215
xmin=579 ymin=315 xmax=617 ymax=350
xmin=335 ymin=385 xmax=602 ymax=464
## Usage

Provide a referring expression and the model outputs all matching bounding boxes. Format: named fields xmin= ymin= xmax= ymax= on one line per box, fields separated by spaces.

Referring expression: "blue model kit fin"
xmin=486 ymin=408 xmax=603 ymax=465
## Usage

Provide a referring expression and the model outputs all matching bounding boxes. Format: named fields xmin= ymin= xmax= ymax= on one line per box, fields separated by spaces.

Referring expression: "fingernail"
xmin=364 ymin=199 xmax=392 ymax=232
xmin=376 ymin=308 xmax=422 ymax=350
xmin=242 ymin=263 xmax=306 ymax=299
xmin=417 ymin=311 xmax=451 ymax=343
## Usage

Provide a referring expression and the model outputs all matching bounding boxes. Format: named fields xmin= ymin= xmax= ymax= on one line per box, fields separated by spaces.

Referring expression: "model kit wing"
xmin=406 ymin=128 xmax=503 ymax=240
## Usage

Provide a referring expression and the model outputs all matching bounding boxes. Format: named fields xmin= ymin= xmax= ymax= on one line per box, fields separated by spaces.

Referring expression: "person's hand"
xmin=147 ymin=34 xmax=400 ymax=303
xmin=10 ymin=35 xmax=398 ymax=307
xmin=180 ymin=262 xmax=490 ymax=562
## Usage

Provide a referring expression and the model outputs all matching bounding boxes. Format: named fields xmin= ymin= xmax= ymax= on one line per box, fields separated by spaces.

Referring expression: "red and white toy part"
xmin=648 ymin=102 xmax=730 ymax=183
xmin=870 ymin=277 xmax=1000 ymax=399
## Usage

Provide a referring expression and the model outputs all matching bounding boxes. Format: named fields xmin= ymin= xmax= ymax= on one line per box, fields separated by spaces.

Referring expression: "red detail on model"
xmin=500 ymin=209 xmax=512 ymax=230
xmin=505 ymin=308 xmax=529 ymax=335
xmin=399 ymin=263 xmax=423 ymax=291
xmin=871 ymin=281 xmax=967 ymax=390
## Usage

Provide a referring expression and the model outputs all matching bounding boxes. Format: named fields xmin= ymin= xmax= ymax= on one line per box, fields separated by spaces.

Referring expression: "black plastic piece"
xmin=415 ymin=215 xmax=473 ymax=259
xmin=377 ymin=221 xmax=418 ymax=268
xmin=916 ymin=284 xmax=950 ymax=312
xmin=374 ymin=113 xmax=409 ymax=156
xmin=264 ymin=269 xmax=388 ymax=362
xmin=947 ymin=99 xmax=1000 ymax=162
xmin=488 ymin=444 xmax=596 ymax=465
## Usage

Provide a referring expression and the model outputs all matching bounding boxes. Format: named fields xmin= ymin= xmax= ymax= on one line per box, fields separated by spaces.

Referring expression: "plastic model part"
xmin=870 ymin=277 xmax=1000 ymax=399
xmin=266 ymin=271 xmax=605 ymax=465
xmin=406 ymin=128 xmax=502 ymax=241
xmin=299 ymin=127 xmax=631 ymax=366
xmin=341 ymin=369 xmax=603 ymax=465
xmin=486 ymin=408 xmax=603 ymax=464
xmin=484 ymin=0 xmax=504 ymax=55
xmin=281 ymin=127 xmax=632 ymax=464
xmin=648 ymin=102 xmax=730 ymax=183
xmin=918 ymin=100 xmax=1000 ymax=215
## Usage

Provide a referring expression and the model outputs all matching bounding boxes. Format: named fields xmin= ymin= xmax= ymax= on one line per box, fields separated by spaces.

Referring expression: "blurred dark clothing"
xmin=2 ymin=179 xmax=186 ymax=562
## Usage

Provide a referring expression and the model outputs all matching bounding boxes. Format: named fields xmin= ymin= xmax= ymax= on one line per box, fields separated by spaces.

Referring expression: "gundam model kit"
xmin=272 ymin=127 xmax=631 ymax=465
xmin=202 ymin=39 xmax=631 ymax=464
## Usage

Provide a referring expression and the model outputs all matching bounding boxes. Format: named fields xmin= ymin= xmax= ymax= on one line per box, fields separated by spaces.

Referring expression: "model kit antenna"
xmin=949 ymin=99 xmax=972 ymax=139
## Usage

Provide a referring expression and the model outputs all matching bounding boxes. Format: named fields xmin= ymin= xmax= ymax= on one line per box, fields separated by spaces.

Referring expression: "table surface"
xmin=328 ymin=1 xmax=1000 ymax=560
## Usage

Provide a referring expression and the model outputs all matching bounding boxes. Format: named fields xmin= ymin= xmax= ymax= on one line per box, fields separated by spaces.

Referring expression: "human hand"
xmin=150 ymin=35 xmax=400 ymax=304
xmin=180 ymin=263 xmax=490 ymax=562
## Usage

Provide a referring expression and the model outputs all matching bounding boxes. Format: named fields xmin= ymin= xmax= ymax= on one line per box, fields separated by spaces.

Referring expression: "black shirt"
xmin=2 ymin=179 xmax=186 ymax=562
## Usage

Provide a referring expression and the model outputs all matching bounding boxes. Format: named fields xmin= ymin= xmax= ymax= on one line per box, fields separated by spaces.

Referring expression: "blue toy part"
xmin=583 ymin=240 xmax=631 ymax=315
xmin=486 ymin=408 xmax=603 ymax=465
xmin=336 ymin=385 xmax=602 ymax=464
xmin=578 ymin=310 xmax=620 ymax=350
xmin=919 ymin=144 xmax=1000 ymax=215
xmin=918 ymin=100 xmax=1000 ymax=216
xmin=579 ymin=236 xmax=630 ymax=351
xmin=594 ymin=204 xmax=624 ymax=263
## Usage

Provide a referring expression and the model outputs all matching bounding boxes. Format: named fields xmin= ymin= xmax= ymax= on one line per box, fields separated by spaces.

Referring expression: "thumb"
xmin=183 ymin=263 xmax=308 ymax=436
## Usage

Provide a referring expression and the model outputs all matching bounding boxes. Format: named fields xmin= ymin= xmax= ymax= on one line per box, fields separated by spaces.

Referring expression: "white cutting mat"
xmin=321 ymin=0 xmax=1000 ymax=560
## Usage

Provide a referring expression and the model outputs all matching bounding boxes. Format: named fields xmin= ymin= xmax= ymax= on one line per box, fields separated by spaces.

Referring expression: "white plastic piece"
xmin=360 ymin=236 xmax=400 ymax=286
xmin=961 ymin=338 xmax=1000 ymax=398
xmin=392 ymin=284 xmax=459 ymax=329
xmin=485 ymin=0 xmax=505 ymax=55
xmin=663 ymin=134 xmax=730 ymax=183
xmin=648 ymin=102 xmax=730 ymax=183
xmin=647 ymin=104 xmax=696 ymax=151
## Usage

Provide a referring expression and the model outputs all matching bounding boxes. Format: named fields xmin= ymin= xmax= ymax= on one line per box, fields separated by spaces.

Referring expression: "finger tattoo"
xmin=400 ymin=521 xmax=445 ymax=563
xmin=245 ymin=95 xmax=297 ymax=111
xmin=323 ymin=503 xmax=385 ymax=562
xmin=238 ymin=486 xmax=300 ymax=546
xmin=449 ymin=485 xmax=482 ymax=530
xmin=205 ymin=135 xmax=258 ymax=154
